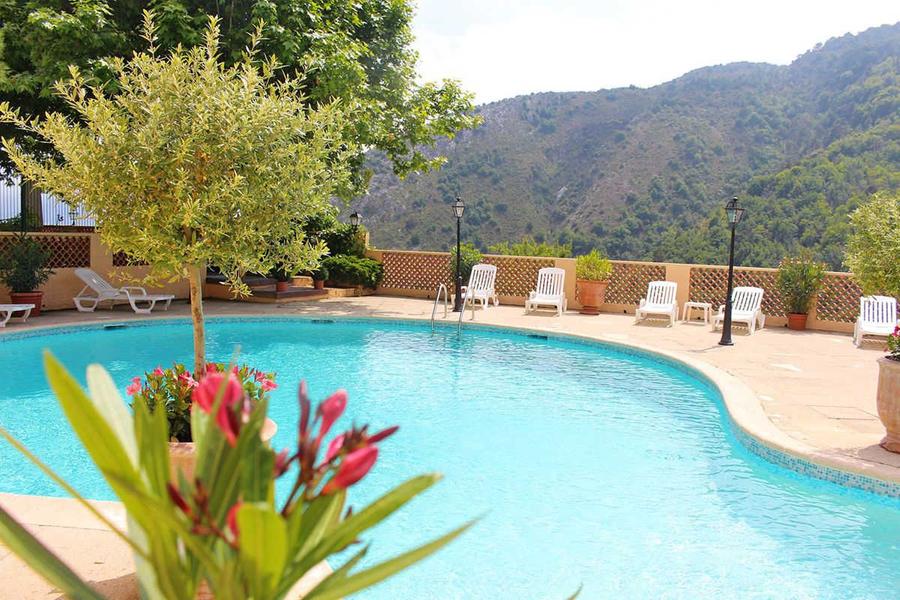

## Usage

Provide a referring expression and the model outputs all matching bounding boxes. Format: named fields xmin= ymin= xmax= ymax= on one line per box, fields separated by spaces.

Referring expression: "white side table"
xmin=682 ymin=301 xmax=712 ymax=324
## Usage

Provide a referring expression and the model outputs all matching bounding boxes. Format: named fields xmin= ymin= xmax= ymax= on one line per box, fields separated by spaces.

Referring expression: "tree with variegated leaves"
xmin=0 ymin=14 xmax=353 ymax=374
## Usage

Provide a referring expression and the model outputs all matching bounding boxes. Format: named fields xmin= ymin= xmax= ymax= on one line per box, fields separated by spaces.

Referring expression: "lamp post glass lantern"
xmin=452 ymin=197 xmax=465 ymax=312
xmin=719 ymin=197 xmax=745 ymax=346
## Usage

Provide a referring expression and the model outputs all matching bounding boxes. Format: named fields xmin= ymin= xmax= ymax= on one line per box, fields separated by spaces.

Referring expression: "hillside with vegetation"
xmin=357 ymin=23 xmax=900 ymax=269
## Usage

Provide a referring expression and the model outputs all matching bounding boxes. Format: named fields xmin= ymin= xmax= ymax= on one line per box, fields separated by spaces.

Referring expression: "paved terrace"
xmin=0 ymin=296 xmax=895 ymax=598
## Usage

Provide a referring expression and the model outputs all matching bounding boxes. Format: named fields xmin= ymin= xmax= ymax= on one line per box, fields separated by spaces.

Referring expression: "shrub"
xmin=846 ymin=191 xmax=900 ymax=297
xmin=310 ymin=265 xmax=329 ymax=281
xmin=888 ymin=326 xmax=900 ymax=361
xmin=322 ymin=254 xmax=384 ymax=288
xmin=0 ymin=355 xmax=470 ymax=598
xmin=450 ymin=242 xmax=483 ymax=283
xmin=776 ymin=252 xmax=826 ymax=314
xmin=576 ymin=249 xmax=612 ymax=281
xmin=0 ymin=233 xmax=53 ymax=292
xmin=128 ymin=362 xmax=277 ymax=442
xmin=488 ymin=236 xmax=572 ymax=258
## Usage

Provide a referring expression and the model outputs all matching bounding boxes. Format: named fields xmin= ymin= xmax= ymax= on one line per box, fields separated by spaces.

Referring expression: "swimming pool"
xmin=1 ymin=318 xmax=898 ymax=598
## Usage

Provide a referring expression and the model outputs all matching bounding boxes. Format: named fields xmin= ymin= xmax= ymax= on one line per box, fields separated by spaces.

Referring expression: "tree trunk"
xmin=21 ymin=180 xmax=43 ymax=230
xmin=188 ymin=264 xmax=206 ymax=376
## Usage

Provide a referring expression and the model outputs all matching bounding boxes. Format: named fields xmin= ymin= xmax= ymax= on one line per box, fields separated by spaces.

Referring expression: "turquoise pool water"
xmin=1 ymin=318 xmax=898 ymax=599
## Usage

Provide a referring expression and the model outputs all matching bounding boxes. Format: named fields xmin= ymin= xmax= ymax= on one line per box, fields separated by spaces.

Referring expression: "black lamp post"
xmin=719 ymin=197 xmax=746 ymax=346
xmin=349 ymin=211 xmax=361 ymax=229
xmin=452 ymin=197 xmax=465 ymax=312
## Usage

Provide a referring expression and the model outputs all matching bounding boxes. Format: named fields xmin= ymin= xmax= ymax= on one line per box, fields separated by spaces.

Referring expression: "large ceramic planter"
xmin=577 ymin=279 xmax=609 ymax=315
xmin=313 ymin=279 xmax=325 ymax=290
xmin=787 ymin=313 xmax=808 ymax=331
xmin=169 ymin=417 xmax=278 ymax=483
xmin=877 ymin=357 xmax=900 ymax=453
xmin=10 ymin=291 xmax=43 ymax=317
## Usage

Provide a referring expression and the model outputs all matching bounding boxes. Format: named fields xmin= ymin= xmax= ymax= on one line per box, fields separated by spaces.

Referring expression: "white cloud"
xmin=412 ymin=0 xmax=900 ymax=103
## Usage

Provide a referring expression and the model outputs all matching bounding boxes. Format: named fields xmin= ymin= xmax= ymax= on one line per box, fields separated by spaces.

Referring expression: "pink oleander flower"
xmin=325 ymin=434 xmax=345 ymax=462
xmin=153 ymin=366 xmax=165 ymax=377
xmin=226 ymin=501 xmax=242 ymax=539
xmin=317 ymin=390 xmax=347 ymax=439
xmin=126 ymin=376 xmax=142 ymax=396
xmin=179 ymin=371 xmax=198 ymax=389
xmin=192 ymin=372 xmax=246 ymax=446
xmin=322 ymin=446 xmax=378 ymax=495
xmin=260 ymin=378 xmax=277 ymax=392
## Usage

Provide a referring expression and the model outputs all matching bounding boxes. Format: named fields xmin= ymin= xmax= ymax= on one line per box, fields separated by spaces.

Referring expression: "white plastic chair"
xmin=526 ymin=267 xmax=567 ymax=317
xmin=73 ymin=268 xmax=174 ymax=314
xmin=853 ymin=295 xmax=898 ymax=347
xmin=713 ymin=286 xmax=766 ymax=334
xmin=462 ymin=264 xmax=499 ymax=311
xmin=0 ymin=304 xmax=34 ymax=328
xmin=635 ymin=281 xmax=678 ymax=326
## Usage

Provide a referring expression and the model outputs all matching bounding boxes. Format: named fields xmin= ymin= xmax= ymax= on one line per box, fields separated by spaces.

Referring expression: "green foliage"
xmin=450 ymin=242 xmax=482 ymax=283
xmin=1 ymin=17 xmax=349 ymax=293
xmin=0 ymin=232 xmax=53 ymax=292
xmin=0 ymin=354 xmax=471 ymax=599
xmin=321 ymin=255 xmax=383 ymax=288
xmin=576 ymin=250 xmax=612 ymax=281
xmin=129 ymin=363 xmax=277 ymax=443
xmin=0 ymin=213 xmax=41 ymax=231
xmin=845 ymin=191 xmax=900 ymax=297
xmin=310 ymin=265 xmax=329 ymax=282
xmin=0 ymin=0 xmax=480 ymax=186
xmin=776 ymin=252 xmax=827 ymax=314
xmin=488 ymin=236 xmax=572 ymax=257
xmin=887 ymin=328 xmax=900 ymax=361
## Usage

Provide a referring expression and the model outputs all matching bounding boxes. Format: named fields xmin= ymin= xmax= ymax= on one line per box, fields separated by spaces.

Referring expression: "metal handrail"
xmin=431 ymin=284 xmax=448 ymax=331
xmin=458 ymin=287 xmax=474 ymax=333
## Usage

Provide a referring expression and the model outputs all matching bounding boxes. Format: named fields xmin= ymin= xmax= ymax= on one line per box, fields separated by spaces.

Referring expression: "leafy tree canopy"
xmin=0 ymin=0 xmax=481 ymax=189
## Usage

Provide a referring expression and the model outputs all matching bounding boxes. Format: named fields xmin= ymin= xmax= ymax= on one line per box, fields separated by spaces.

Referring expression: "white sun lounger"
xmin=853 ymin=295 xmax=898 ymax=347
xmin=0 ymin=304 xmax=35 ymax=327
xmin=526 ymin=267 xmax=567 ymax=317
xmin=462 ymin=264 xmax=499 ymax=311
xmin=713 ymin=286 xmax=766 ymax=334
xmin=635 ymin=281 xmax=678 ymax=326
xmin=73 ymin=268 xmax=174 ymax=315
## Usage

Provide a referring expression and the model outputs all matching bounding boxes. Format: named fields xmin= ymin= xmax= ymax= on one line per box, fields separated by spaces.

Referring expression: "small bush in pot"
xmin=575 ymin=249 xmax=612 ymax=315
xmin=128 ymin=362 xmax=277 ymax=442
xmin=311 ymin=265 xmax=329 ymax=289
xmin=776 ymin=252 xmax=826 ymax=330
xmin=0 ymin=233 xmax=53 ymax=316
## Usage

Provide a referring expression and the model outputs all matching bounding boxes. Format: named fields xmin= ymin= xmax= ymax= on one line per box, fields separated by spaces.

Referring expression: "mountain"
xmin=355 ymin=23 xmax=900 ymax=269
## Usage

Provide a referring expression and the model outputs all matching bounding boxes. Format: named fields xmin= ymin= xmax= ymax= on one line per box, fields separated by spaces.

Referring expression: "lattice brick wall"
xmin=816 ymin=274 xmax=864 ymax=323
xmin=689 ymin=267 xmax=785 ymax=316
xmin=380 ymin=251 xmax=451 ymax=291
xmin=112 ymin=251 xmax=148 ymax=267
xmin=604 ymin=262 xmax=666 ymax=305
xmin=0 ymin=234 xmax=90 ymax=269
xmin=482 ymin=255 xmax=554 ymax=297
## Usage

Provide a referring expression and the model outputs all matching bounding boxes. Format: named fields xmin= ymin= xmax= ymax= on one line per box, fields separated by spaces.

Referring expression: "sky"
xmin=412 ymin=0 xmax=900 ymax=104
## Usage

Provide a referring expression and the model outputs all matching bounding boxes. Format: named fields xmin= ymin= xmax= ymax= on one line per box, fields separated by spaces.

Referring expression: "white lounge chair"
xmin=0 ymin=304 xmax=34 ymax=328
xmin=635 ymin=281 xmax=678 ymax=326
xmin=73 ymin=268 xmax=174 ymax=315
xmin=462 ymin=264 xmax=499 ymax=311
xmin=853 ymin=295 xmax=898 ymax=347
xmin=712 ymin=286 xmax=766 ymax=334
xmin=526 ymin=267 xmax=567 ymax=317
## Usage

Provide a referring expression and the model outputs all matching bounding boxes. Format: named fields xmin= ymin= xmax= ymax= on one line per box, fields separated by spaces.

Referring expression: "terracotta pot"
xmin=169 ymin=417 xmax=278 ymax=483
xmin=576 ymin=279 xmax=608 ymax=315
xmin=275 ymin=281 xmax=290 ymax=292
xmin=10 ymin=291 xmax=43 ymax=317
xmin=877 ymin=357 xmax=900 ymax=453
xmin=786 ymin=313 xmax=808 ymax=331
xmin=313 ymin=279 xmax=325 ymax=290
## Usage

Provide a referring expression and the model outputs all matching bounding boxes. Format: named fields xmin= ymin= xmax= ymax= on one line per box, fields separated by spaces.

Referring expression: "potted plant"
xmin=0 ymin=354 xmax=471 ymax=599
xmin=128 ymin=362 xmax=279 ymax=481
xmin=311 ymin=265 xmax=329 ymax=289
xmin=776 ymin=252 xmax=826 ymax=330
xmin=0 ymin=233 xmax=53 ymax=316
xmin=576 ymin=249 xmax=613 ymax=315
xmin=846 ymin=191 xmax=900 ymax=452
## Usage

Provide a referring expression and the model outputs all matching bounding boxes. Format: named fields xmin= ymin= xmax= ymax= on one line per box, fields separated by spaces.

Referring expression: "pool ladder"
xmin=431 ymin=284 xmax=472 ymax=333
